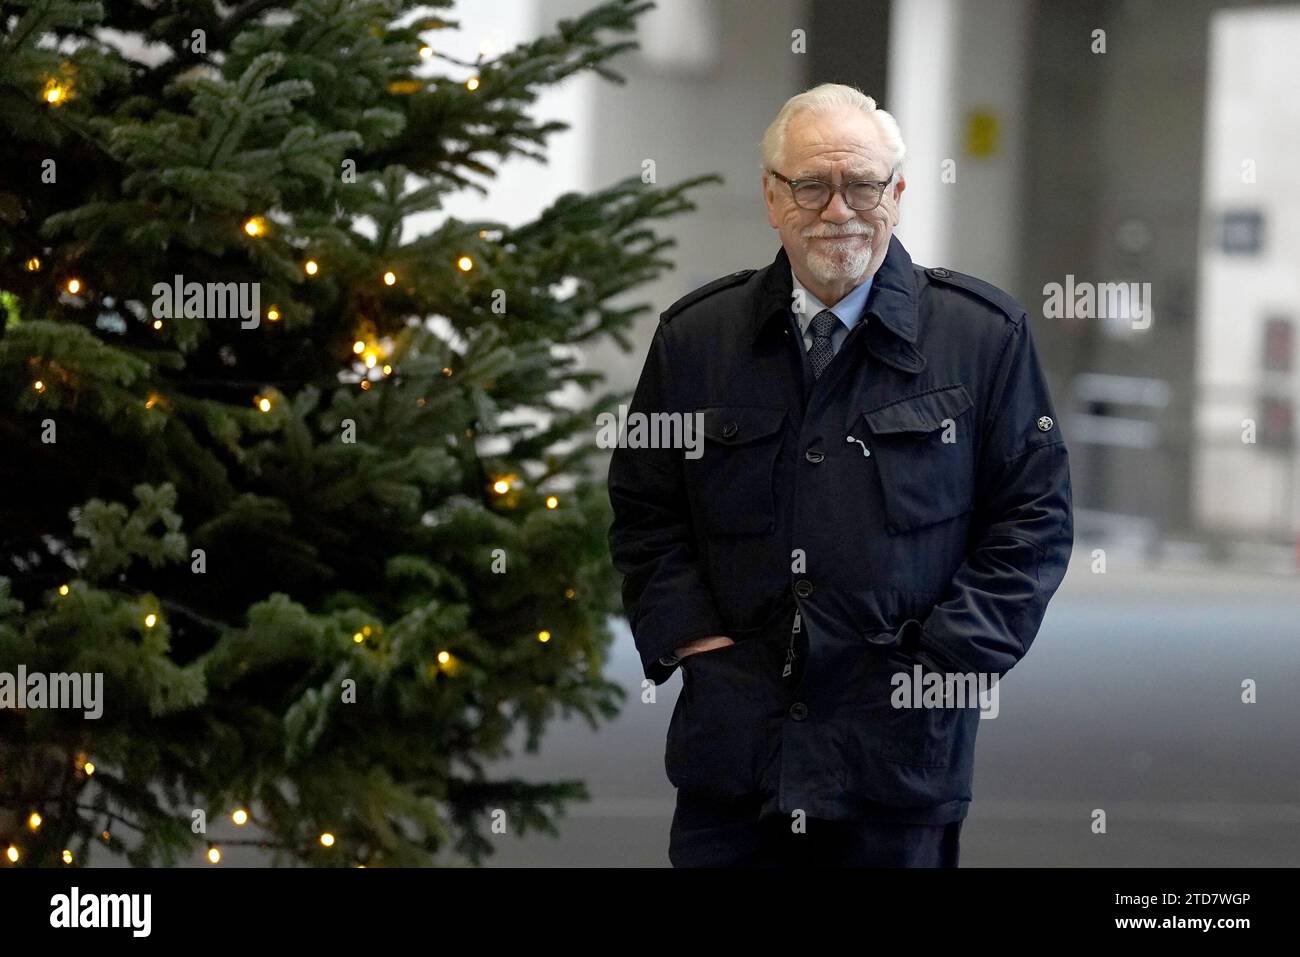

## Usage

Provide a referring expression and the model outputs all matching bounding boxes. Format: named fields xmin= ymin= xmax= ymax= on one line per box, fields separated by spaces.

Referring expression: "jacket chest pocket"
xmin=861 ymin=385 xmax=976 ymax=534
xmin=686 ymin=405 xmax=787 ymax=536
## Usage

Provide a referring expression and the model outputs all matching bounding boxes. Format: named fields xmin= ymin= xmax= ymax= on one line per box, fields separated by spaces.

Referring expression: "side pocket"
xmin=861 ymin=384 xmax=975 ymax=534
xmin=664 ymin=638 xmax=765 ymax=797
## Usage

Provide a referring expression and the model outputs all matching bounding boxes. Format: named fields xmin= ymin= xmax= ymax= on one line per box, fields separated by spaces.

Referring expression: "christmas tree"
xmin=0 ymin=0 xmax=715 ymax=866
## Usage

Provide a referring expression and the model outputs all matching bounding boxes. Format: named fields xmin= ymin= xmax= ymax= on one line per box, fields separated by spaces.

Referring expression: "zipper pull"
xmin=783 ymin=611 xmax=800 ymax=677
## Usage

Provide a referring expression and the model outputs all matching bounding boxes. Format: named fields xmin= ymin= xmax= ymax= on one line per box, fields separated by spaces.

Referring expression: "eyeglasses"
xmin=767 ymin=169 xmax=894 ymax=211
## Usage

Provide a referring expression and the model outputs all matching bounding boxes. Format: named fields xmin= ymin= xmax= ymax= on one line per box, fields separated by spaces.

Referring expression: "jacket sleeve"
xmin=607 ymin=319 xmax=726 ymax=686
xmin=910 ymin=315 xmax=1074 ymax=678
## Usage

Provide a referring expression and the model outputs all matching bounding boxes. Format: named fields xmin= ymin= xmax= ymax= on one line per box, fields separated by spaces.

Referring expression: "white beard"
xmin=803 ymin=234 xmax=874 ymax=286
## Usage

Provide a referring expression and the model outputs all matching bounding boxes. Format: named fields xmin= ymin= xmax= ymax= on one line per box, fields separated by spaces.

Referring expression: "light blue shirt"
xmin=790 ymin=268 xmax=873 ymax=356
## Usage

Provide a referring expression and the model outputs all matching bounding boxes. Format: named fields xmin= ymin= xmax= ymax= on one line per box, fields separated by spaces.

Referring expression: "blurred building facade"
xmin=521 ymin=0 xmax=1300 ymax=561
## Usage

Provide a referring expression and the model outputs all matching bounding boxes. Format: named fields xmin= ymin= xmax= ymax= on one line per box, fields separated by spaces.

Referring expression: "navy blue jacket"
xmin=607 ymin=235 xmax=1073 ymax=824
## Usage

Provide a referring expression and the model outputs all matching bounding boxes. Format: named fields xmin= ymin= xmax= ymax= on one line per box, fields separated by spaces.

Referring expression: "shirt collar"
xmin=790 ymin=268 xmax=873 ymax=334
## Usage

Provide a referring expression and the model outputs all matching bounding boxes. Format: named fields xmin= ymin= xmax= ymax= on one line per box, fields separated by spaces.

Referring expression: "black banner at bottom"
xmin=0 ymin=866 xmax=1289 ymax=943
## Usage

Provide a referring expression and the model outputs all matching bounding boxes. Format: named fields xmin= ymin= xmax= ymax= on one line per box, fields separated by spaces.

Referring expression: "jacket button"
xmin=789 ymin=702 xmax=808 ymax=721
xmin=1037 ymin=415 xmax=1054 ymax=432
xmin=793 ymin=579 xmax=813 ymax=598
xmin=930 ymin=267 xmax=951 ymax=278
xmin=721 ymin=421 xmax=739 ymax=438
xmin=804 ymin=449 xmax=824 ymax=463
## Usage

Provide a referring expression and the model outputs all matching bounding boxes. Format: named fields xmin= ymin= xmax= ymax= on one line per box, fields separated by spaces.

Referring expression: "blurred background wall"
xmin=556 ymin=0 xmax=1300 ymax=564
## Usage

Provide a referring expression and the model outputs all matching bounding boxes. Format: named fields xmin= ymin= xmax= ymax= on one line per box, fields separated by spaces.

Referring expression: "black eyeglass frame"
xmin=767 ymin=168 xmax=896 ymax=211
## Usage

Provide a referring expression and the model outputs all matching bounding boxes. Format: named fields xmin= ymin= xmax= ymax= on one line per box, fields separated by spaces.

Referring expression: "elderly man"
xmin=607 ymin=83 xmax=1073 ymax=867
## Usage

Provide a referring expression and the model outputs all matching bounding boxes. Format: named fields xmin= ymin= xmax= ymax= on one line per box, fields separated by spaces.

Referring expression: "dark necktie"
xmin=807 ymin=309 xmax=841 ymax=379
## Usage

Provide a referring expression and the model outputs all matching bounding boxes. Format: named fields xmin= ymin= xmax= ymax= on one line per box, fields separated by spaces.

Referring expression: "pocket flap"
xmin=700 ymin=406 xmax=787 ymax=446
xmin=862 ymin=385 xmax=973 ymax=435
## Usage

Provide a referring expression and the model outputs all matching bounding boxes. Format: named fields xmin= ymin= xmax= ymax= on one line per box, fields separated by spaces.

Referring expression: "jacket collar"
xmin=751 ymin=234 xmax=924 ymax=373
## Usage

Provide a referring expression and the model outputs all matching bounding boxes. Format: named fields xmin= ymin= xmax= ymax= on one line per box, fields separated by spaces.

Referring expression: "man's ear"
xmin=892 ymin=172 xmax=906 ymax=204
xmin=762 ymin=171 xmax=781 ymax=229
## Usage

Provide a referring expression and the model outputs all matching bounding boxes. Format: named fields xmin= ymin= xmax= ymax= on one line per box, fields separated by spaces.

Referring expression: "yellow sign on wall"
xmin=964 ymin=109 xmax=1000 ymax=157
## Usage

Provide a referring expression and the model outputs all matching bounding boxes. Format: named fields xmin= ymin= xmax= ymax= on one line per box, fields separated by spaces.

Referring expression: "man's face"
xmin=762 ymin=106 xmax=905 ymax=291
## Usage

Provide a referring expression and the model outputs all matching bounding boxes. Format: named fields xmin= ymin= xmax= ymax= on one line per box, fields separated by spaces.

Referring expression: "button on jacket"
xmin=606 ymin=234 xmax=1074 ymax=825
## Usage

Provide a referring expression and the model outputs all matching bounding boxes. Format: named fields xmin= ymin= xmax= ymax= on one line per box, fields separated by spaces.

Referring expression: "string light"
xmin=257 ymin=396 xmax=272 ymax=413
xmin=66 ymin=278 xmax=81 ymax=294
xmin=145 ymin=394 xmax=161 ymax=410
xmin=383 ymin=271 xmax=396 ymax=285
xmin=62 ymin=849 xmax=73 ymax=864
xmin=492 ymin=479 xmax=510 ymax=494
xmin=545 ymin=496 xmax=558 ymax=509
xmin=243 ymin=216 xmax=266 ymax=237
xmin=564 ymin=588 xmax=577 ymax=599
xmin=144 ymin=613 xmax=157 ymax=628
xmin=83 ymin=762 xmax=95 ymax=776
xmin=27 ymin=813 xmax=42 ymax=831
xmin=382 ymin=364 xmax=392 ymax=375
xmin=362 ymin=626 xmax=372 ymax=637
xmin=25 ymin=256 xmax=40 ymax=271
xmin=152 ymin=319 xmax=163 ymax=330
xmin=359 ymin=380 xmax=371 ymax=391
xmin=352 ymin=632 xmax=364 ymax=644
xmin=456 ymin=255 xmax=473 ymax=272
xmin=419 ymin=45 xmax=432 ymax=59
xmin=437 ymin=651 xmax=450 ymax=665
xmin=466 ymin=77 xmax=480 ymax=92
xmin=207 ymin=847 xmax=221 ymax=864
xmin=319 ymin=833 xmax=335 ymax=848
xmin=267 ymin=307 xmax=280 ymax=322
xmin=58 ymin=584 xmax=69 ymax=596
xmin=364 ymin=352 xmax=377 ymax=369
xmin=43 ymin=79 xmax=66 ymax=105
xmin=232 ymin=809 xmax=249 ymax=826
xmin=352 ymin=340 xmax=365 ymax=354
xmin=101 ymin=830 xmax=110 ymax=841
xmin=304 ymin=259 xmax=319 ymax=276
xmin=538 ymin=630 xmax=551 ymax=643
xmin=33 ymin=380 xmax=45 ymax=393
xmin=5 ymin=845 xmax=18 ymax=864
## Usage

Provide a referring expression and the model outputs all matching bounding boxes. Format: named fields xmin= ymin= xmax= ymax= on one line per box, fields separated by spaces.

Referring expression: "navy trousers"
xmin=668 ymin=789 xmax=962 ymax=867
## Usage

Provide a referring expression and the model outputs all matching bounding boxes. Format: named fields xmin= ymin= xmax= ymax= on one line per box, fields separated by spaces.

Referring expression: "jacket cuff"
xmin=912 ymin=622 xmax=974 ymax=676
xmin=638 ymin=622 xmax=722 ymax=685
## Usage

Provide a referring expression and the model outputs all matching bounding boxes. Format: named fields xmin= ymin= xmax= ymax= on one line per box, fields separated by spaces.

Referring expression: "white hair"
xmin=760 ymin=83 xmax=906 ymax=175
